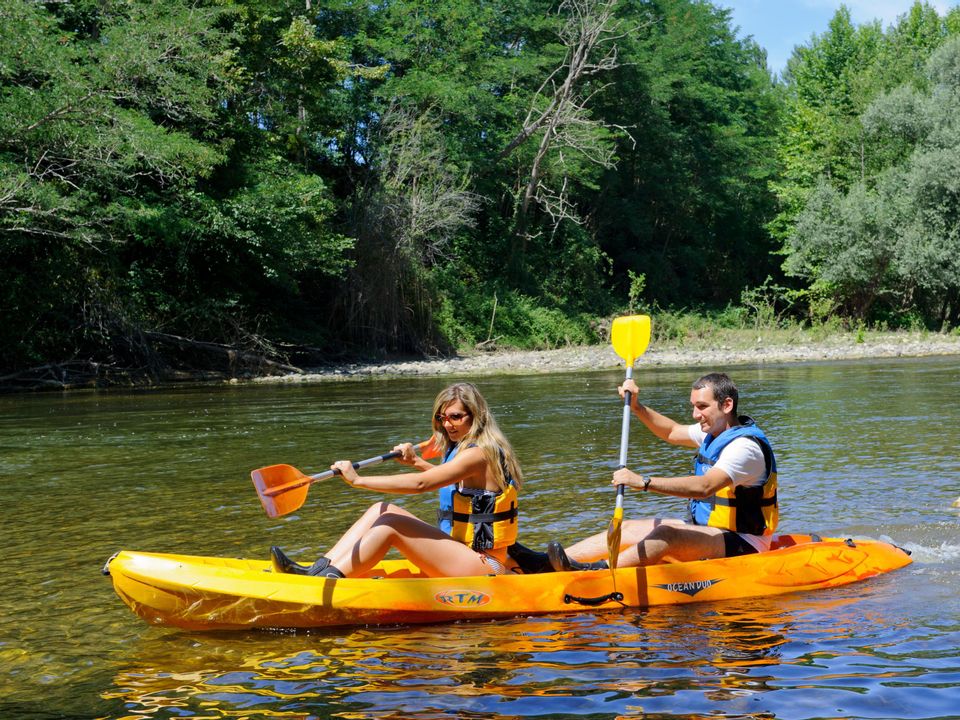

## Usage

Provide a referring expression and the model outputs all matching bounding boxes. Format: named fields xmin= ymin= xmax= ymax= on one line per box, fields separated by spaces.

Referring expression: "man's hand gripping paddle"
xmin=607 ymin=315 xmax=652 ymax=591
xmin=251 ymin=439 xmax=440 ymax=518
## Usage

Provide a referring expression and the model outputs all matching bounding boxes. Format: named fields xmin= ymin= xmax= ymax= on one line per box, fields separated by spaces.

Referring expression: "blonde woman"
xmin=271 ymin=382 xmax=523 ymax=578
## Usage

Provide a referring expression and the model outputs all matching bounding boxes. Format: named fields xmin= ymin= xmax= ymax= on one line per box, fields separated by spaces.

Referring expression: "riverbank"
xmin=254 ymin=330 xmax=960 ymax=383
xmin=7 ymin=330 xmax=958 ymax=392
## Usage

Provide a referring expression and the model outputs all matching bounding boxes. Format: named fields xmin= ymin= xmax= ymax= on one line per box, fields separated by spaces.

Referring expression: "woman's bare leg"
xmin=323 ymin=502 xmax=418 ymax=559
xmin=328 ymin=512 xmax=494 ymax=578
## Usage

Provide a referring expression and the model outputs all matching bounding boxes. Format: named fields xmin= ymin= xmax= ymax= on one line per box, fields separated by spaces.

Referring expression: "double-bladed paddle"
xmin=252 ymin=439 xmax=438 ymax=518
xmin=607 ymin=315 xmax=652 ymax=583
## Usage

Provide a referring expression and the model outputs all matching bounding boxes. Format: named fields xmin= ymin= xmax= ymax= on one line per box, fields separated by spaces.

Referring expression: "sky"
xmin=718 ymin=0 xmax=957 ymax=75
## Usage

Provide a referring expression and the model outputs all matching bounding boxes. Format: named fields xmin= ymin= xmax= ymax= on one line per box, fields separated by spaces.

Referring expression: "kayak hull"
xmin=106 ymin=534 xmax=911 ymax=631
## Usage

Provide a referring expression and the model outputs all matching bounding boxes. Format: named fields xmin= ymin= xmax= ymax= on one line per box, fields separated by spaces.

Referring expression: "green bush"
xmin=432 ymin=272 xmax=598 ymax=351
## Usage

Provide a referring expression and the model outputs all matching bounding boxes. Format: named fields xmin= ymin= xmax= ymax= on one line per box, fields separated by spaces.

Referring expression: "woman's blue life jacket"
xmin=689 ymin=417 xmax=779 ymax=536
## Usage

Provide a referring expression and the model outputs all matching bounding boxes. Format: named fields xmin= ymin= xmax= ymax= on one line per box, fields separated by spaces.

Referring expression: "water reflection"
xmin=97 ymin=562 xmax=960 ymax=719
xmin=103 ymin=591 xmax=924 ymax=719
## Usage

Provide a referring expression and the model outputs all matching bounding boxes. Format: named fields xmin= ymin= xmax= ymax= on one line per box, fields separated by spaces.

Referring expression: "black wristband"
xmin=642 ymin=475 xmax=652 ymax=491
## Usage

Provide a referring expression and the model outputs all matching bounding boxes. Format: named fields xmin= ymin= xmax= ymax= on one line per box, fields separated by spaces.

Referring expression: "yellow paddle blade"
xmin=611 ymin=315 xmax=651 ymax=365
xmin=606 ymin=506 xmax=623 ymax=573
xmin=251 ymin=465 xmax=310 ymax=519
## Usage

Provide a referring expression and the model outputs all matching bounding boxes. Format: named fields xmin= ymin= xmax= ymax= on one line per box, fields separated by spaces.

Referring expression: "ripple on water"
xmin=2 ymin=358 xmax=959 ymax=719
xmin=87 ymin=589 xmax=959 ymax=719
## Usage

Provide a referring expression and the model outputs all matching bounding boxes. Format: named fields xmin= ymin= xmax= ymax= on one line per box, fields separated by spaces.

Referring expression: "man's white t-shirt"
xmin=687 ymin=424 xmax=774 ymax=552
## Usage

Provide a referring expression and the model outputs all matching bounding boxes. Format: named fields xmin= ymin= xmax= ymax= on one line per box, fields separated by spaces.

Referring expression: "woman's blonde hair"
xmin=430 ymin=382 xmax=522 ymax=490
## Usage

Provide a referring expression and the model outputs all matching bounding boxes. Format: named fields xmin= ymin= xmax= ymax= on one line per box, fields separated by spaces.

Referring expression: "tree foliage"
xmin=777 ymin=3 xmax=960 ymax=328
xmin=0 ymin=0 xmax=353 ymax=373
xmin=4 ymin=0 xmax=957 ymax=384
xmin=785 ymin=33 xmax=960 ymax=327
xmin=591 ymin=0 xmax=782 ymax=306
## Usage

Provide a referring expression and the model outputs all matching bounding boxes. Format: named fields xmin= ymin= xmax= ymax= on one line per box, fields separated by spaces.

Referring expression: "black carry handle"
xmin=563 ymin=591 xmax=625 ymax=607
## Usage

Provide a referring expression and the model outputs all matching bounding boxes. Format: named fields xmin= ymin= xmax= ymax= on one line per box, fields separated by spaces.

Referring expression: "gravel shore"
xmin=254 ymin=332 xmax=960 ymax=384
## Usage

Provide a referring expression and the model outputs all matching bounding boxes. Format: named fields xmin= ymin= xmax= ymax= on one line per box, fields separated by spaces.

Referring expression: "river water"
xmin=1 ymin=357 xmax=958 ymax=719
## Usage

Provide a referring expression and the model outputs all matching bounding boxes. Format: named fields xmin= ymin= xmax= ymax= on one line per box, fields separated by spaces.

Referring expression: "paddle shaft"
xmin=263 ymin=445 xmax=421 ymax=498
xmin=607 ymin=363 xmax=634 ymax=582
xmin=616 ymin=365 xmax=634 ymax=508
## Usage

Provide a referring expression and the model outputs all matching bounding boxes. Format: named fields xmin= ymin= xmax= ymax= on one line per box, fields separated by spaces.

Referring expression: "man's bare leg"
xmin=564 ymin=518 xmax=687 ymax=562
xmin=616 ymin=523 xmax=726 ymax=567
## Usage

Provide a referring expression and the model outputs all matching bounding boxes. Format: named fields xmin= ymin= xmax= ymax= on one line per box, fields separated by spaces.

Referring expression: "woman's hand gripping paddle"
xmin=251 ymin=439 xmax=439 ymax=518
xmin=607 ymin=315 xmax=652 ymax=587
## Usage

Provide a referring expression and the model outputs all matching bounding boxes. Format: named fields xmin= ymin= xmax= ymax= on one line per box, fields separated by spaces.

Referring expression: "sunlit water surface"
xmin=1 ymin=357 xmax=958 ymax=719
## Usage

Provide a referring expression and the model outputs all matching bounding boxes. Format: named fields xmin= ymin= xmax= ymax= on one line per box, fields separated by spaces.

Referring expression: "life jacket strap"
xmin=437 ymin=505 xmax=518 ymax=524
xmin=711 ymin=492 xmax=778 ymax=508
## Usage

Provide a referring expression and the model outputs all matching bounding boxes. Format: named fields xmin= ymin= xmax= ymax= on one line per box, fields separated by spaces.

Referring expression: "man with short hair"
xmin=548 ymin=372 xmax=779 ymax=571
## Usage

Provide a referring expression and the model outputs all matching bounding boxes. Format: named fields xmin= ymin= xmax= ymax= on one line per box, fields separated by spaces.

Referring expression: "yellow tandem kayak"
xmin=104 ymin=534 xmax=911 ymax=631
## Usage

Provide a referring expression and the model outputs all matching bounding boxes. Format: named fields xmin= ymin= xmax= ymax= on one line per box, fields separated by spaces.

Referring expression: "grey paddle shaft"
xmin=616 ymin=365 xmax=634 ymax=506
xmin=308 ymin=450 xmax=401 ymax=481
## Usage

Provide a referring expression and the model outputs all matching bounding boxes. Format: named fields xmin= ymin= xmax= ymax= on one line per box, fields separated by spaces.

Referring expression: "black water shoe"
xmin=271 ymin=546 xmax=331 ymax=576
xmin=546 ymin=541 xmax=609 ymax=572
xmin=507 ymin=542 xmax=553 ymax=574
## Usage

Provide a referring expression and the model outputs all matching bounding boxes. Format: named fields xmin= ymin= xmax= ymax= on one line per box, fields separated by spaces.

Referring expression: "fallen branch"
xmin=142 ymin=331 xmax=304 ymax=375
xmin=1 ymin=333 xmax=305 ymax=393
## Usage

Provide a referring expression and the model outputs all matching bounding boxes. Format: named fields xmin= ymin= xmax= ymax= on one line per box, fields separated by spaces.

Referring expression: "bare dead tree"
xmin=378 ymin=103 xmax=481 ymax=263
xmin=499 ymin=0 xmax=638 ymax=235
xmin=340 ymin=104 xmax=480 ymax=354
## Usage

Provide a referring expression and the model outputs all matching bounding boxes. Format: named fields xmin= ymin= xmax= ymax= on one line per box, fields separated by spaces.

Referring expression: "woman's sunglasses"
xmin=435 ymin=411 xmax=471 ymax=424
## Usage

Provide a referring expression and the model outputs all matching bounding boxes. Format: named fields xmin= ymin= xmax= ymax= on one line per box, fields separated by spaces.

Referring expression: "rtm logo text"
xmin=435 ymin=590 xmax=492 ymax=607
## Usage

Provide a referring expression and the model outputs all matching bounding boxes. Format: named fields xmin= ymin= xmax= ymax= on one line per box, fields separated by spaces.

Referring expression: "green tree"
xmin=0 ymin=0 xmax=232 ymax=370
xmin=785 ymin=36 xmax=960 ymax=327
xmin=772 ymin=2 xmax=956 ymax=246
xmin=0 ymin=0 xmax=357 ymax=375
xmin=313 ymin=0 xmax=546 ymax=352
xmin=770 ymin=7 xmax=882 ymax=245
xmin=311 ymin=0 xmax=616 ymax=348
xmin=590 ymin=0 xmax=782 ymax=306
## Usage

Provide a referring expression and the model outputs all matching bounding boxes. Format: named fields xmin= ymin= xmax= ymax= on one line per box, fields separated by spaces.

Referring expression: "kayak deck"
xmin=105 ymin=534 xmax=912 ymax=631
